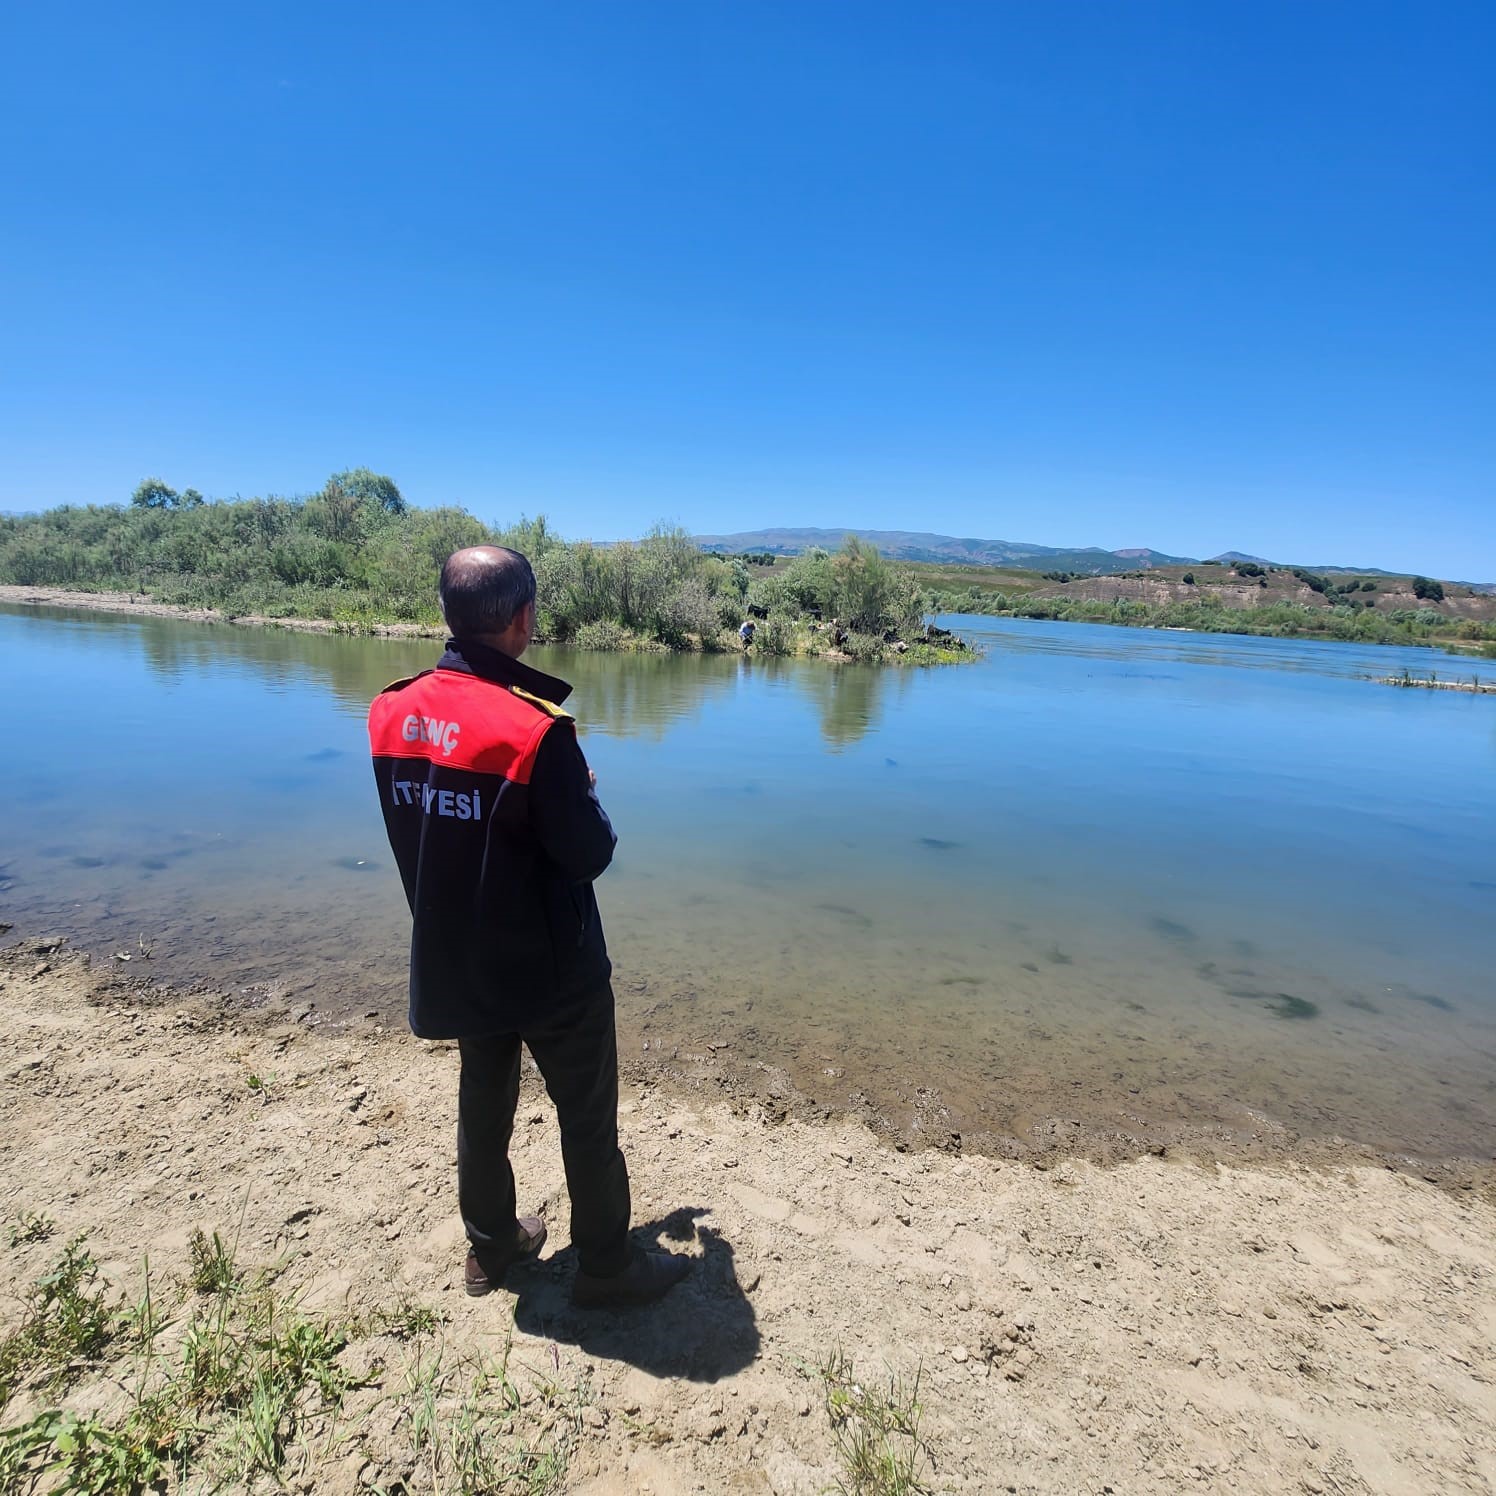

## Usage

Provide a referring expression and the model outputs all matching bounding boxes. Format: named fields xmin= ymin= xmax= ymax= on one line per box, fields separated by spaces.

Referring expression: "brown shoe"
xmin=571 ymin=1246 xmax=691 ymax=1308
xmin=464 ymin=1216 xmax=548 ymax=1296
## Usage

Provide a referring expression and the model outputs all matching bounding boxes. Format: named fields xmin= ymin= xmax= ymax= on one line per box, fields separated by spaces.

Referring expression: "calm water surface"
xmin=4 ymin=604 xmax=1494 ymax=1162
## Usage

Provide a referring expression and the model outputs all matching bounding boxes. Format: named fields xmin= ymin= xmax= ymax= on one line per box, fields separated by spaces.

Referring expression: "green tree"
xmin=780 ymin=547 xmax=836 ymax=615
xmin=131 ymin=478 xmax=179 ymax=509
xmin=305 ymin=482 xmax=366 ymax=545
xmin=831 ymin=536 xmax=920 ymax=634
xmin=1412 ymin=575 xmax=1445 ymax=602
xmin=329 ymin=468 xmax=405 ymax=514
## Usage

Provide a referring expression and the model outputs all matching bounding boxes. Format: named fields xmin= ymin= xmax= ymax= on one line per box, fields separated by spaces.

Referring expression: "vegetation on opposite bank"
xmin=0 ymin=474 xmax=971 ymax=666
xmin=923 ymin=557 xmax=1496 ymax=656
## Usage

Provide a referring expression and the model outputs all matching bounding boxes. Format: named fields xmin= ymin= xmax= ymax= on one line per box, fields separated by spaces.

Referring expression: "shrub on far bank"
xmin=843 ymin=632 xmax=887 ymax=663
xmin=572 ymin=619 xmax=628 ymax=652
xmin=756 ymin=613 xmax=797 ymax=656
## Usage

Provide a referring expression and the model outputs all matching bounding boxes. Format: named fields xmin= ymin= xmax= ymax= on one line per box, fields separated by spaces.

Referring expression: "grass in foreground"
xmin=818 ymin=1348 xmax=933 ymax=1496
xmin=0 ymin=1223 xmax=580 ymax=1494
xmin=4 ymin=1212 xmax=937 ymax=1493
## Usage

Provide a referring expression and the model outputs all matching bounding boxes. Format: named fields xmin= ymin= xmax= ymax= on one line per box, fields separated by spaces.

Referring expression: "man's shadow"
xmin=508 ymin=1206 xmax=759 ymax=1382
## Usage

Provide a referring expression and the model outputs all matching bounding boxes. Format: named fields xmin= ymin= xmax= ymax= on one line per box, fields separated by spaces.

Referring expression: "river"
xmin=3 ymin=602 xmax=1493 ymax=1167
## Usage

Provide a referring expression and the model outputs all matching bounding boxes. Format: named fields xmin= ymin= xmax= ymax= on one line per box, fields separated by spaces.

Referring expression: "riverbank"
xmin=3 ymin=937 xmax=1494 ymax=1494
xmin=934 ymin=600 xmax=1496 ymax=657
xmin=16 ymin=578 xmax=1494 ymax=671
xmin=0 ymin=586 xmax=972 ymax=666
xmin=926 ymin=561 xmax=1496 ymax=657
xmin=0 ymin=584 xmax=445 ymax=638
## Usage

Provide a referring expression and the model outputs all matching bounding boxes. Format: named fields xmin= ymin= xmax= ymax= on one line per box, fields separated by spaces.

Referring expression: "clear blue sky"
xmin=2 ymin=2 xmax=1492 ymax=576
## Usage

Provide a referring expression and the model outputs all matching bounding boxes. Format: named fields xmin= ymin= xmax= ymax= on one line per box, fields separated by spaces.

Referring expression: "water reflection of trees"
xmin=134 ymin=618 xmax=435 ymax=714
xmin=560 ymin=649 xmax=898 ymax=749
xmin=131 ymin=618 xmax=739 ymax=739
xmin=790 ymin=659 xmax=902 ymax=749
xmin=540 ymin=646 xmax=737 ymax=740
xmin=127 ymin=612 xmax=896 ymax=748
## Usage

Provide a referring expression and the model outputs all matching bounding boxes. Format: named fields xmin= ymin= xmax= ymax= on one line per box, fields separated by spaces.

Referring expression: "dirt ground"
xmin=2 ymin=937 xmax=1494 ymax=1495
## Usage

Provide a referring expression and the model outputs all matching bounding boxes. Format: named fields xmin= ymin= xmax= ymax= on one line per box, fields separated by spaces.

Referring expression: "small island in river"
xmin=0 ymin=471 xmax=975 ymax=666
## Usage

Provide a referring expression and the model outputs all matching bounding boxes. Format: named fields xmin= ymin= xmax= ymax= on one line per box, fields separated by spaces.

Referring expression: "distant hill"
xmin=1215 ymin=551 xmax=1412 ymax=578
xmin=695 ymin=527 xmax=1492 ymax=588
xmin=694 ymin=527 xmax=1195 ymax=576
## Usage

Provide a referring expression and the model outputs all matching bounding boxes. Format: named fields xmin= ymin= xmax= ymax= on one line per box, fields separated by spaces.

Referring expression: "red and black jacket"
xmin=368 ymin=639 xmax=616 ymax=1039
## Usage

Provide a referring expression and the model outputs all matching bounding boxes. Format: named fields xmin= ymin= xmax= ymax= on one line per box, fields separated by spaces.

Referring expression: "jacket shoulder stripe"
xmin=510 ymin=685 xmax=573 ymax=720
xmin=379 ymin=669 xmax=434 ymax=695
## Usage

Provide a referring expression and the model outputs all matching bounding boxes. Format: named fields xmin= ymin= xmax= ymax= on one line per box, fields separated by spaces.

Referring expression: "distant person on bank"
xmin=367 ymin=546 xmax=690 ymax=1305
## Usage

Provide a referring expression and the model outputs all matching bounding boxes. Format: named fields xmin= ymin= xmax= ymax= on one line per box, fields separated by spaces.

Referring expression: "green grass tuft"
xmin=186 ymin=1228 xmax=239 ymax=1297
xmin=0 ymin=1228 xmax=585 ymax=1494
xmin=6 ymin=1214 xmax=56 ymax=1250
xmin=819 ymin=1348 xmax=933 ymax=1496
xmin=0 ymin=1237 xmax=115 ymax=1412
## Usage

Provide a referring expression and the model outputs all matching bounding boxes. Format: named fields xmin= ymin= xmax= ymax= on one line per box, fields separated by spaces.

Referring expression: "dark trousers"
xmin=456 ymin=981 xmax=632 ymax=1278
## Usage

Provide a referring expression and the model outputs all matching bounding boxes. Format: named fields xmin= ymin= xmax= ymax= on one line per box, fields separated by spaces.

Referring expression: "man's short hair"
xmin=439 ymin=546 xmax=537 ymax=637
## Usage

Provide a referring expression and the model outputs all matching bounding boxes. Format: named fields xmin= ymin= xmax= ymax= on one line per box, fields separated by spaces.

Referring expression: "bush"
xmin=779 ymin=548 xmax=836 ymax=614
xmin=716 ymin=588 xmax=747 ymax=629
xmin=831 ymin=538 xmax=922 ymax=634
xmin=843 ymin=632 xmax=887 ymax=663
xmin=654 ymin=577 xmax=720 ymax=648
xmin=572 ymin=619 xmax=627 ymax=651
xmin=1412 ymin=575 xmax=1445 ymax=602
xmin=745 ymin=576 xmax=783 ymax=615
xmin=756 ymin=614 xmax=796 ymax=656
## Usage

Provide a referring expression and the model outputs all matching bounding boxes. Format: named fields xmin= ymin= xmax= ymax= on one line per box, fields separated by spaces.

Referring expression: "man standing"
xmin=368 ymin=545 xmax=689 ymax=1305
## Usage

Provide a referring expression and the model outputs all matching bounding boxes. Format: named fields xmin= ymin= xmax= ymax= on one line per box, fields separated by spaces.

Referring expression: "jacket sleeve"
xmin=528 ymin=719 xmax=617 ymax=883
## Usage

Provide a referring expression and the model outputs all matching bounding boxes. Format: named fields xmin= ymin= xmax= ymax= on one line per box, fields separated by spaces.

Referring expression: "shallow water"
xmin=3 ymin=603 xmax=1494 ymax=1162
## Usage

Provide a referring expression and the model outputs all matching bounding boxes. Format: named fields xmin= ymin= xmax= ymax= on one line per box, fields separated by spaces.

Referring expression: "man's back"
xmin=368 ymin=641 xmax=615 ymax=1039
xmin=367 ymin=544 xmax=688 ymax=1307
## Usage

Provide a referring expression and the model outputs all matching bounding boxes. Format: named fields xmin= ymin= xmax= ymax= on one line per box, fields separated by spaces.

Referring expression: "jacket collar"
xmin=437 ymin=637 xmax=574 ymax=706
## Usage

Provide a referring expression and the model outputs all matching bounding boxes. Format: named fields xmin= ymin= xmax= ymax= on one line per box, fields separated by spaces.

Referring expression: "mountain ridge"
xmin=694 ymin=526 xmax=1194 ymax=574
xmin=693 ymin=526 xmax=1492 ymax=587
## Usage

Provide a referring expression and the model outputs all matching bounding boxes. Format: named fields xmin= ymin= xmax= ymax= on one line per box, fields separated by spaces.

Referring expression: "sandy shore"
xmin=0 ymin=584 xmax=445 ymax=637
xmin=2 ymin=936 xmax=1493 ymax=1494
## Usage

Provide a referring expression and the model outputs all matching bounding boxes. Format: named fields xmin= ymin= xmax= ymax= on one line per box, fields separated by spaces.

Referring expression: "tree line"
xmin=0 ymin=474 xmax=951 ymax=662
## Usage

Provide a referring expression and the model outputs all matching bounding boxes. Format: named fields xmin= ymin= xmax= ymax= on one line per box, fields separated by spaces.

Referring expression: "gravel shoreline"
xmin=3 ymin=936 xmax=1494 ymax=1492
